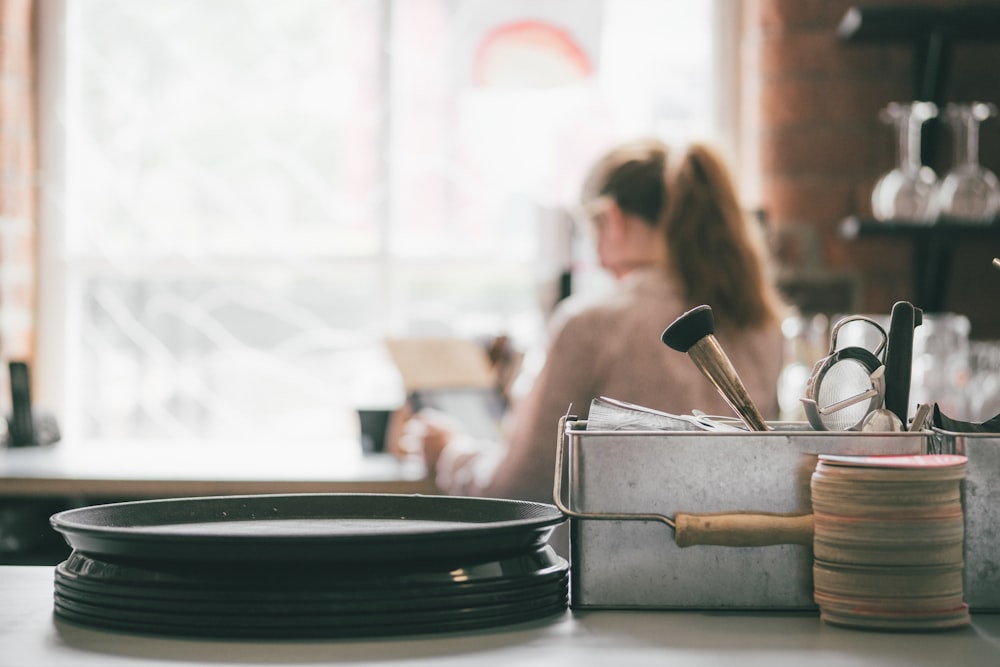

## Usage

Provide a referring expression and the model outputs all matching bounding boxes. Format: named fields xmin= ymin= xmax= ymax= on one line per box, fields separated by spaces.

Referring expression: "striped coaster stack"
xmin=810 ymin=454 xmax=970 ymax=631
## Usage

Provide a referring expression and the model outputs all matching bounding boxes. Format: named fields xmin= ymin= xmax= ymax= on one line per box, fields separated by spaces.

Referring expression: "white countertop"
xmin=3 ymin=566 xmax=1000 ymax=667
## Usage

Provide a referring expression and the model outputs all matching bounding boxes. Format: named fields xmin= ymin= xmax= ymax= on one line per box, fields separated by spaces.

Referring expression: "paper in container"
xmin=555 ymin=416 xmax=927 ymax=610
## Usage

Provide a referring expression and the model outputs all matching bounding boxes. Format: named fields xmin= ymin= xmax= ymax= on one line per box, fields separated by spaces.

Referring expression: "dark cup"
xmin=358 ymin=409 xmax=392 ymax=454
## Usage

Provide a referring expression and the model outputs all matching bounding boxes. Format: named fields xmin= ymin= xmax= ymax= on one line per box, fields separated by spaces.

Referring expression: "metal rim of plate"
xmin=50 ymin=493 xmax=565 ymax=564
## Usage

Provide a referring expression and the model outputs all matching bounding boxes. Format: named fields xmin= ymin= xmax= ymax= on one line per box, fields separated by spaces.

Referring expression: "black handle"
xmin=883 ymin=301 xmax=923 ymax=428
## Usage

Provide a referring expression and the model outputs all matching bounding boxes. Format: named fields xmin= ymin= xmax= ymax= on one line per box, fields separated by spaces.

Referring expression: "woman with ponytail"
xmin=397 ymin=138 xmax=785 ymax=541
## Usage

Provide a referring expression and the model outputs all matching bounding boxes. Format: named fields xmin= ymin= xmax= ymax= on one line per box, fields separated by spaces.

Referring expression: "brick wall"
xmin=749 ymin=0 xmax=1000 ymax=338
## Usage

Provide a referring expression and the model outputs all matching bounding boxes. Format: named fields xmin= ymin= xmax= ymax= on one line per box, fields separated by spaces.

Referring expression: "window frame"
xmin=34 ymin=0 xmax=745 ymax=441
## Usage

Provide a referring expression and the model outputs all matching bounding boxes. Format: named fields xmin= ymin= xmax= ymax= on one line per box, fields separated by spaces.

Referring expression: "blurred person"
xmin=395 ymin=138 xmax=786 ymax=513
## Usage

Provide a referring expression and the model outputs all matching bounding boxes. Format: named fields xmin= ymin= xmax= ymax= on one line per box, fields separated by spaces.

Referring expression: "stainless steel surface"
xmin=933 ymin=428 xmax=1000 ymax=611
xmin=553 ymin=415 xmax=813 ymax=546
xmin=563 ymin=420 xmax=927 ymax=609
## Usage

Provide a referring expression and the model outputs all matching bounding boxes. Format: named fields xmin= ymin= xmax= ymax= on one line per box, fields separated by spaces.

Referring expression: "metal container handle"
xmin=552 ymin=413 xmax=676 ymax=528
xmin=552 ymin=414 xmax=814 ymax=547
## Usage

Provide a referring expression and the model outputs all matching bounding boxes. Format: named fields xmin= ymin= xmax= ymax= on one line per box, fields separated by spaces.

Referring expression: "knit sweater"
xmin=434 ymin=265 xmax=784 ymax=506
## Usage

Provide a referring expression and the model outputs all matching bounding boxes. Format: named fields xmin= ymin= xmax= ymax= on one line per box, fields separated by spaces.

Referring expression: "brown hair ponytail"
xmin=581 ymin=138 xmax=783 ymax=331
xmin=665 ymin=143 xmax=782 ymax=330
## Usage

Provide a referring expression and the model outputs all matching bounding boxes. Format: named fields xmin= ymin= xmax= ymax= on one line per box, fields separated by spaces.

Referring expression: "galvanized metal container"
xmin=557 ymin=418 xmax=928 ymax=610
xmin=932 ymin=428 xmax=1000 ymax=612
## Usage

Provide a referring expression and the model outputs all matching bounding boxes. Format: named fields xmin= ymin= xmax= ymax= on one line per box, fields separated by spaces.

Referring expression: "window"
xmin=37 ymin=0 xmax=723 ymax=445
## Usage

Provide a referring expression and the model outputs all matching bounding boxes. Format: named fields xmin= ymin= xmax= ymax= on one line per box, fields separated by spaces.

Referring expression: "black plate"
xmin=54 ymin=584 xmax=567 ymax=628
xmin=54 ymin=576 xmax=568 ymax=615
xmin=53 ymin=547 xmax=568 ymax=602
xmin=53 ymin=589 xmax=569 ymax=639
xmin=50 ymin=494 xmax=564 ymax=564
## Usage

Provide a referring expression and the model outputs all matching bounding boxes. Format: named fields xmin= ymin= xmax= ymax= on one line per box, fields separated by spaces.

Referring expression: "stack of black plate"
xmin=50 ymin=493 xmax=568 ymax=638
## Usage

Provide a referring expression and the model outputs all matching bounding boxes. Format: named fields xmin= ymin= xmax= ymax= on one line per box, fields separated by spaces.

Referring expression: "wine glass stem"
xmin=954 ymin=114 xmax=980 ymax=168
xmin=903 ymin=114 xmax=924 ymax=172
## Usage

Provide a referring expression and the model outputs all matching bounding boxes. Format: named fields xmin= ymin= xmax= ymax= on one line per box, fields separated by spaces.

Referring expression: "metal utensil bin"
xmin=932 ymin=428 xmax=1000 ymax=612
xmin=557 ymin=417 xmax=928 ymax=610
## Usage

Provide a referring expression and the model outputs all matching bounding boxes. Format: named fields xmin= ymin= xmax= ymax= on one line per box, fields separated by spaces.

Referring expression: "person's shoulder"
xmin=548 ymin=289 xmax=622 ymax=333
xmin=557 ymin=270 xmax=685 ymax=329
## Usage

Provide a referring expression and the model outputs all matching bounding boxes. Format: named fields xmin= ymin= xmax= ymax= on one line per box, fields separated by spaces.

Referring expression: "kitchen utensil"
xmin=932 ymin=403 xmax=1000 ymax=433
xmin=909 ymin=402 xmax=933 ymax=431
xmin=860 ymin=407 xmax=904 ymax=432
xmin=883 ymin=300 xmax=922 ymax=428
xmin=556 ymin=415 xmax=812 ymax=548
xmin=557 ymin=486 xmax=814 ymax=548
xmin=661 ymin=305 xmax=769 ymax=431
xmin=50 ymin=494 xmax=564 ymax=564
xmin=801 ymin=316 xmax=888 ymax=431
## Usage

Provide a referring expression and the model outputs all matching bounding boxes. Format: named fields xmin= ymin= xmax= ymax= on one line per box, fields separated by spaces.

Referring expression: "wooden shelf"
xmin=838 ymin=216 xmax=1000 ymax=312
xmin=838 ymin=5 xmax=1000 ymax=164
xmin=839 ymin=216 xmax=1000 ymax=239
xmin=838 ymin=5 xmax=1000 ymax=45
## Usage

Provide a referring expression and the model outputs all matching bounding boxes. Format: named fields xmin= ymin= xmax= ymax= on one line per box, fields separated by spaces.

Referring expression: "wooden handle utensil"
xmin=674 ymin=512 xmax=814 ymax=548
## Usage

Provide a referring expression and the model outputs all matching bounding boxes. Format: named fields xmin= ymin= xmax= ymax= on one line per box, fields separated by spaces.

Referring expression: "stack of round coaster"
xmin=810 ymin=454 xmax=970 ymax=631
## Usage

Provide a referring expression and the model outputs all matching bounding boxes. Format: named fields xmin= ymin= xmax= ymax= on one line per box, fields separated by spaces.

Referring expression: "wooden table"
xmin=0 ymin=440 xmax=435 ymax=564
xmin=0 ymin=440 xmax=435 ymax=498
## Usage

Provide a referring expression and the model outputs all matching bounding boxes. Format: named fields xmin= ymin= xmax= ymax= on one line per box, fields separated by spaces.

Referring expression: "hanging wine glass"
xmin=936 ymin=102 xmax=1000 ymax=224
xmin=871 ymin=101 xmax=939 ymax=223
